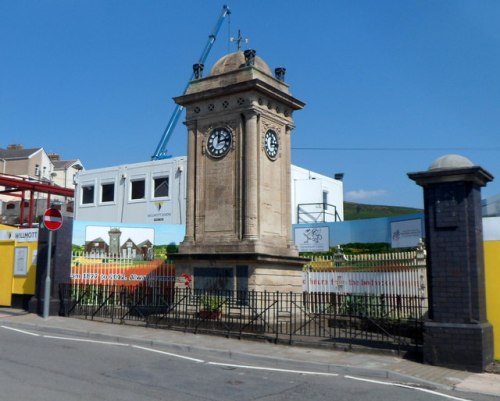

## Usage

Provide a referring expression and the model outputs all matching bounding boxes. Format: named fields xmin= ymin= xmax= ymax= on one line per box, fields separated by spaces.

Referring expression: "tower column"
xmin=183 ymin=122 xmax=197 ymax=244
xmin=243 ymin=110 xmax=259 ymax=241
xmin=284 ymin=124 xmax=295 ymax=246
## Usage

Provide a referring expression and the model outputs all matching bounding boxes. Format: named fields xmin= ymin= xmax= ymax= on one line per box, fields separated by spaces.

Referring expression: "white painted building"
xmin=291 ymin=165 xmax=344 ymax=224
xmin=74 ymin=157 xmax=187 ymax=224
xmin=74 ymin=157 xmax=343 ymax=225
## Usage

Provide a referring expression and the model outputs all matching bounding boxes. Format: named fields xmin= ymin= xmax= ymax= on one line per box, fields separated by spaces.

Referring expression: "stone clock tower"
xmin=172 ymin=50 xmax=306 ymax=292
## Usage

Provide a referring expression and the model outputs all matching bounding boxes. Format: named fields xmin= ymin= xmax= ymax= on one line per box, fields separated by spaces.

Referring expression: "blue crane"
xmin=151 ymin=5 xmax=231 ymax=160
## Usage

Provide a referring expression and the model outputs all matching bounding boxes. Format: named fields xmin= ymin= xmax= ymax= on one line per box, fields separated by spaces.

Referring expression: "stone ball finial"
xmin=409 ymin=154 xmax=493 ymax=187
xmin=428 ymin=154 xmax=474 ymax=171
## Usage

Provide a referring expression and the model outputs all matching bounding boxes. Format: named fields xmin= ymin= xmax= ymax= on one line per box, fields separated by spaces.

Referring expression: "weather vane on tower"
xmin=230 ymin=29 xmax=249 ymax=51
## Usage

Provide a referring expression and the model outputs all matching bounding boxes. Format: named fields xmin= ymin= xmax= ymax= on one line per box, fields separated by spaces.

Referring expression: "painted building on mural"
xmin=74 ymin=157 xmax=344 ymax=225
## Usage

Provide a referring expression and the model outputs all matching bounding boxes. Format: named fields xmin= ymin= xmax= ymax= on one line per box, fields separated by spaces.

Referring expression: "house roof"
xmin=0 ymin=147 xmax=42 ymax=160
xmin=137 ymin=239 xmax=153 ymax=247
xmin=86 ymin=237 xmax=107 ymax=244
xmin=52 ymin=159 xmax=82 ymax=170
xmin=121 ymin=238 xmax=138 ymax=249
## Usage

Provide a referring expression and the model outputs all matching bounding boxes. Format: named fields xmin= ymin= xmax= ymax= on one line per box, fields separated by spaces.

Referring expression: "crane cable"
xmin=227 ymin=9 xmax=231 ymax=54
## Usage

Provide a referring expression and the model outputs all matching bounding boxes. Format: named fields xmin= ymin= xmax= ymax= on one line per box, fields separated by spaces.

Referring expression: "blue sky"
xmin=1 ymin=1 xmax=499 ymax=208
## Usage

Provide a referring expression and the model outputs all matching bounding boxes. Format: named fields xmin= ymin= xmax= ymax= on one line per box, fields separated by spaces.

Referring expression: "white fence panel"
xmin=304 ymin=268 xmax=427 ymax=297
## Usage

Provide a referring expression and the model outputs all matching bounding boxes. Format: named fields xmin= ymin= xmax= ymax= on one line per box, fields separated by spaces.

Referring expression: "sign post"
xmin=42 ymin=208 xmax=63 ymax=318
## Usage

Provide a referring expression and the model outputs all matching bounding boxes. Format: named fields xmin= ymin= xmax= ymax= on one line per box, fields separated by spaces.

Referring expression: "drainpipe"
xmin=28 ymin=190 xmax=35 ymax=228
xmin=20 ymin=190 xmax=26 ymax=226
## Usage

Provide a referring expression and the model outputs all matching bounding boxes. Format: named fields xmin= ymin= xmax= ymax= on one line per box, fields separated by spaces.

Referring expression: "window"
xmin=131 ymin=179 xmax=145 ymax=200
xmin=101 ymin=183 xmax=115 ymax=203
xmin=322 ymin=191 xmax=329 ymax=210
xmin=82 ymin=185 xmax=95 ymax=204
xmin=153 ymin=176 xmax=169 ymax=198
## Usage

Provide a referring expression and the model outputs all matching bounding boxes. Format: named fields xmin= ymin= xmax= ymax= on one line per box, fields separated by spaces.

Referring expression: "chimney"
xmin=7 ymin=144 xmax=24 ymax=150
xmin=48 ymin=153 xmax=61 ymax=161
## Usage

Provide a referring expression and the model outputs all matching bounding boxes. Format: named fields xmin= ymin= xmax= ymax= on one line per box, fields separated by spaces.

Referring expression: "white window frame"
xmin=99 ymin=179 xmax=116 ymax=205
xmin=151 ymin=174 xmax=170 ymax=200
xmin=80 ymin=182 xmax=96 ymax=206
xmin=129 ymin=175 xmax=147 ymax=203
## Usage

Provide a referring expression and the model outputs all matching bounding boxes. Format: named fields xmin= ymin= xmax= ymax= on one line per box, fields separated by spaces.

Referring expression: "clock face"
xmin=207 ymin=127 xmax=232 ymax=158
xmin=264 ymin=129 xmax=279 ymax=160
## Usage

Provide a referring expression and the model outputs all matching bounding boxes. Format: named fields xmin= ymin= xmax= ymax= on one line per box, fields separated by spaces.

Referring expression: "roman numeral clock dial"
xmin=264 ymin=129 xmax=279 ymax=160
xmin=207 ymin=127 xmax=232 ymax=158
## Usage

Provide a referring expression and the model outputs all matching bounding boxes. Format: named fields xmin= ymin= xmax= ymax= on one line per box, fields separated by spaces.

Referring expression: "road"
xmin=0 ymin=325 xmax=495 ymax=401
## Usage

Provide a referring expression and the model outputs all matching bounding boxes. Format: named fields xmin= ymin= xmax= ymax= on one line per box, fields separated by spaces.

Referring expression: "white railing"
xmin=304 ymin=268 xmax=427 ymax=298
xmin=303 ymin=245 xmax=427 ymax=297
xmin=305 ymin=246 xmax=427 ymax=271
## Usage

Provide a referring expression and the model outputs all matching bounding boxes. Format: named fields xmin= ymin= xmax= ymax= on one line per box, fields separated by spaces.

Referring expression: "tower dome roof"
xmin=209 ymin=51 xmax=272 ymax=76
xmin=428 ymin=154 xmax=474 ymax=171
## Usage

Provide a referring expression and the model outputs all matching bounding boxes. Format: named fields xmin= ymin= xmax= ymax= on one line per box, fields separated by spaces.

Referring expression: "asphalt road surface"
xmin=0 ymin=325 xmax=495 ymax=401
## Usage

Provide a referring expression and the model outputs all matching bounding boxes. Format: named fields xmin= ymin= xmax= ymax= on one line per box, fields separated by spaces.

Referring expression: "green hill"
xmin=344 ymin=202 xmax=422 ymax=221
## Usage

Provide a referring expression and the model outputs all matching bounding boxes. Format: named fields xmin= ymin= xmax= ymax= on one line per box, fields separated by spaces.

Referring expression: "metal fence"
xmin=59 ymin=286 xmax=425 ymax=354
xmin=65 ymin=248 xmax=427 ymax=354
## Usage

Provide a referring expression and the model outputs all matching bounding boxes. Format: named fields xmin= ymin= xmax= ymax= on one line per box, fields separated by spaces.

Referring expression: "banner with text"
xmin=303 ymin=268 xmax=427 ymax=297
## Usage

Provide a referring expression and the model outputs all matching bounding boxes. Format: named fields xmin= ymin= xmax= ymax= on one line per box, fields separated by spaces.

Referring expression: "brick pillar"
xmin=408 ymin=155 xmax=494 ymax=372
xmin=29 ymin=217 xmax=73 ymax=316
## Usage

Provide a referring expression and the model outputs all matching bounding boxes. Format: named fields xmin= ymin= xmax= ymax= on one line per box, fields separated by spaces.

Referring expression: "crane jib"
xmin=152 ymin=5 xmax=231 ymax=160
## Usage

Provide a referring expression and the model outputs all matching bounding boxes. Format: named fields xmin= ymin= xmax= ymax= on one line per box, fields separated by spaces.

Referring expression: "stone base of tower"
xmin=170 ymin=253 xmax=308 ymax=293
xmin=423 ymin=321 xmax=494 ymax=372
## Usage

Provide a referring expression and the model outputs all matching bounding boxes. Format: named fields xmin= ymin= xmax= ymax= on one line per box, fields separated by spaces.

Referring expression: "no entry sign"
xmin=43 ymin=208 xmax=63 ymax=231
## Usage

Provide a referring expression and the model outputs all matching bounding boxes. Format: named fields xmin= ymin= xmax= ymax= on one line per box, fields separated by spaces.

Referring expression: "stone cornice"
xmin=175 ymin=78 xmax=305 ymax=111
xmin=408 ymin=166 xmax=494 ymax=188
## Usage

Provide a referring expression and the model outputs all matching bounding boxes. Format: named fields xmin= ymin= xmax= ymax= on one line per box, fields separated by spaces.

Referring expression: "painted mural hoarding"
xmin=71 ymin=221 xmax=184 ymax=289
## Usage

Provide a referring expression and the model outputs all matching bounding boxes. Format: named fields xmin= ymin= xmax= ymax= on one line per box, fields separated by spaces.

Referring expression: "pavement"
xmin=1 ymin=307 xmax=499 ymax=398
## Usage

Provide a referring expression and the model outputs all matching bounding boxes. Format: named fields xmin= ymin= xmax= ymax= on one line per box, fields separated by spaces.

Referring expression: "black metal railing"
xmin=297 ymin=203 xmax=342 ymax=223
xmin=59 ymin=284 xmax=425 ymax=354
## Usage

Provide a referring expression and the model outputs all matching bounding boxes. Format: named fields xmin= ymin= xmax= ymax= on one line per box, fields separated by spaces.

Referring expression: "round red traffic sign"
xmin=43 ymin=208 xmax=63 ymax=231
